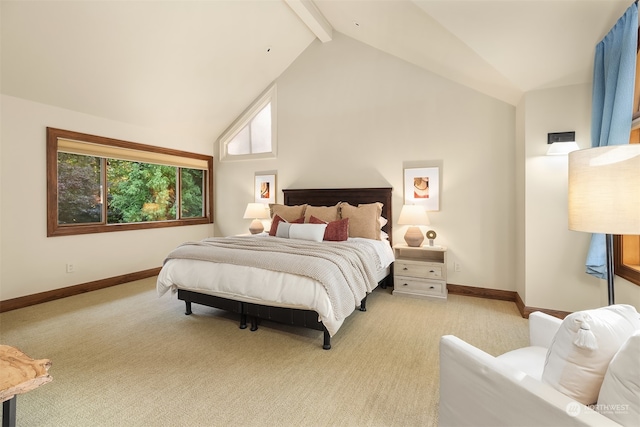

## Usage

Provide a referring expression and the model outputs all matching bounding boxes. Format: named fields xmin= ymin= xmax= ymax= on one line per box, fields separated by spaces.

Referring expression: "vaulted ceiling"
xmin=1 ymin=0 xmax=632 ymax=142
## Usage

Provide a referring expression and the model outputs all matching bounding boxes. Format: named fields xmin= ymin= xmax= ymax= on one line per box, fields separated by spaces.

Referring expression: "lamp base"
xmin=404 ymin=226 xmax=424 ymax=247
xmin=249 ymin=219 xmax=264 ymax=234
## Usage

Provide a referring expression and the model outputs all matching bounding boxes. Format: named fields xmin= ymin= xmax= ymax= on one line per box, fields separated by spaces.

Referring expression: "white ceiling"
xmin=1 ymin=0 xmax=633 ymax=142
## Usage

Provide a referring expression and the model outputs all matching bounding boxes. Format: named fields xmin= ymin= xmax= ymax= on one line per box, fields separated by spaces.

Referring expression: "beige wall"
xmin=2 ymin=31 xmax=637 ymax=312
xmin=215 ymin=33 xmax=518 ymax=293
xmin=0 ymin=95 xmax=214 ymax=300
xmin=519 ymin=84 xmax=640 ymax=311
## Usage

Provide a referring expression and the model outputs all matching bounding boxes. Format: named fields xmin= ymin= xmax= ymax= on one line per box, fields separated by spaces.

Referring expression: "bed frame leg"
xmin=380 ymin=273 xmax=392 ymax=289
xmin=250 ymin=316 xmax=258 ymax=331
xmin=239 ymin=314 xmax=248 ymax=329
xmin=323 ymin=328 xmax=331 ymax=350
xmin=184 ymin=301 xmax=192 ymax=315
xmin=359 ymin=295 xmax=368 ymax=312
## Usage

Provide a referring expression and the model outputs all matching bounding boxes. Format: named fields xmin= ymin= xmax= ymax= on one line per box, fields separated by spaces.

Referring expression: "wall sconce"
xmin=243 ymin=203 xmax=269 ymax=234
xmin=547 ymin=131 xmax=579 ymax=155
xmin=398 ymin=205 xmax=430 ymax=247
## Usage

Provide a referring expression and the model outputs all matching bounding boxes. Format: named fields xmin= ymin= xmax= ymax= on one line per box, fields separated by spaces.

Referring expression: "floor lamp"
xmin=568 ymin=144 xmax=640 ymax=305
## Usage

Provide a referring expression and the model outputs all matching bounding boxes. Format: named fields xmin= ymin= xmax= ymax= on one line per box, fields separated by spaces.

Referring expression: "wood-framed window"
xmin=614 ymin=129 xmax=640 ymax=286
xmin=615 ymin=36 xmax=640 ymax=287
xmin=47 ymin=128 xmax=213 ymax=237
xmin=615 ymin=234 xmax=640 ymax=285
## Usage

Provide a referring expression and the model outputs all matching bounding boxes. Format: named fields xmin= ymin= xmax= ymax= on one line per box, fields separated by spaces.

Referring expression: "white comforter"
xmin=157 ymin=236 xmax=394 ymax=336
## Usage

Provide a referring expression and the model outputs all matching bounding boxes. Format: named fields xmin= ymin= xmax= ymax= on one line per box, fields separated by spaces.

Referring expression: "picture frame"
xmin=404 ymin=167 xmax=440 ymax=211
xmin=255 ymin=174 xmax=276 ymax=204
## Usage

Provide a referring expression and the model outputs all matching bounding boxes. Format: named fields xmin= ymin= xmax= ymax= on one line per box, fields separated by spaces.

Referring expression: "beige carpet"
xmin=0 ymin=278 xmax=528 ymax=427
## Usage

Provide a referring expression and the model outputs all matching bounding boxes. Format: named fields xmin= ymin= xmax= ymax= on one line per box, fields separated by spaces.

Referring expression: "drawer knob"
xmin=429 ymin=286 xmax=435 ymax=289
xmin=403 ymin=283 xmax=408 ymax=286
xmin=403 ymin=267 xmax=408 ymax=271
xmin=429 ymin=270 xmax=435 ymax=273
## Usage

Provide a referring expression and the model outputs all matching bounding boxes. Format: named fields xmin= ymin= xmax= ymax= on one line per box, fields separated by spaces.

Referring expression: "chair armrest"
xmin=439 ymin=335 xmax=617 ymax=427
xmin=529 ymin=311 xmax=562 ymax=348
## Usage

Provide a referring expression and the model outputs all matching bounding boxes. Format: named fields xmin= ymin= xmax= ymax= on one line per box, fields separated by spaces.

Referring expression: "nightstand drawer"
xmin=395 ymin=261 xmax=443 ymax=280
xmin=394 ymin=277 xmax=444 ymax=295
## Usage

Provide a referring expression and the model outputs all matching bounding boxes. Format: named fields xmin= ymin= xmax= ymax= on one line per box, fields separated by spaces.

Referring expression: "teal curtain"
xmin=586 ymin=2 xmax=638 ymax=279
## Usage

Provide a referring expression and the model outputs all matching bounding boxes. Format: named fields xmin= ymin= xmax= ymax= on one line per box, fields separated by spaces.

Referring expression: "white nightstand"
xmin=393 ymin=244 xmax=448 ymax=300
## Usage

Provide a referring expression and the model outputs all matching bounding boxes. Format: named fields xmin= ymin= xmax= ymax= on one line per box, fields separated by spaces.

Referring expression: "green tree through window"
xmin=181 ymin=168 xmax=204 ymax=218
xmin=107 ymin=160 xmax=177 ymax=223
xmin=57 ymin=153 xmax=102 ymax=224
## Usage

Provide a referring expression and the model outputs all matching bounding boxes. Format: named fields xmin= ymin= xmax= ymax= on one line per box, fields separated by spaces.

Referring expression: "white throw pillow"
xmin=541 ymin=304 xmax=640 ymax=405
xmin=276 ymin=222 xmax=327 ymax=242
xmin=597 ymin=330 xmax=640 ymax=425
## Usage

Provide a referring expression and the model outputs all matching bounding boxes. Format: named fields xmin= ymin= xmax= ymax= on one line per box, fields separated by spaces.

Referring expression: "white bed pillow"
xmin=276 ymin=222 xmax=327 ymax=242
xmin=379 ymin=216 xmax=388 ymax=229
xmin=541 ymin=304 xmax=640 ymax=405
xmin=597 ymin=330 xmax=640 ymax=425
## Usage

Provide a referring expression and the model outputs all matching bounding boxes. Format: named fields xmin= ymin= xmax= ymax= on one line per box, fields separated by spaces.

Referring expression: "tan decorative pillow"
xmin=304 ymin=204 xmax=340 ymax=223
xmin=269 ymin=204 xmax=307 ymax=222
xmin=339 ymin=202 xmax=382 ymax=240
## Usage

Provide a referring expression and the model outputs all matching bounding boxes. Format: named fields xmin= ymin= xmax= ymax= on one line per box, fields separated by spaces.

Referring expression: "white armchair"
xmin=439 ymin=312 xmax=622 ymax=427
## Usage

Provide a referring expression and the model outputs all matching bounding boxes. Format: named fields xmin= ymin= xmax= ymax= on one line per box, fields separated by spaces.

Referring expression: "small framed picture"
xmin=404 ymin=167 xmax=440 ymax=211
xmin=255 ymin=174 xmax=276 ymax=204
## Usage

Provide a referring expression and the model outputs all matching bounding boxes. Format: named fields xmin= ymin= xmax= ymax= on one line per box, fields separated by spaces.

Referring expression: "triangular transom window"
xmin=220 ymin=84 xmax=277 ymax=161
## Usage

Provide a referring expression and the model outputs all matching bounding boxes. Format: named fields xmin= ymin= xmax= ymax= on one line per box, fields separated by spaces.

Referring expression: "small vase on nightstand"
xmin=426 ymin=230 xmax=437 ymax=247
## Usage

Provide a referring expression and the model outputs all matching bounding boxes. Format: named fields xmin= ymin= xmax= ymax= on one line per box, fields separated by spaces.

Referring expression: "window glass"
xmin=228 ymin=126 xmax=251 ymax=155
xmin=181 ymin=168 xmax=204 ymax=218
xmin=57 ymin=153 xmax=102 ymax=224
xmin=250 ymin=102 xmax=272 ymax=154
xmin=107 ymin=160 xmax=177 ymax=223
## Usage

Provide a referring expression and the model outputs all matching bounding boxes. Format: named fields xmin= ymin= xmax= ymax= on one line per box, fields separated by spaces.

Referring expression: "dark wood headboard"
xmin=282 ymin=187 xmax=393 ymax=245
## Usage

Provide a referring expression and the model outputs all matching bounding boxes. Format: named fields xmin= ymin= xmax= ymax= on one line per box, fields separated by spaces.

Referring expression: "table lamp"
xmin=398 ymin=204 xmax=430 ymax=247
xmin=243 ymin=203 xmax=269 ymax=234
xmin=568 ymin=144 xmax=640 ymax=305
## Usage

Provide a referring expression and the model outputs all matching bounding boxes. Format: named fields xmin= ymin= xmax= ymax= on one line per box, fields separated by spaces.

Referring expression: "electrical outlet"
xmin=66 ymin=263 xmax=75 ymax=273
xmin=454 ymin=262 xmax=462 ymax=272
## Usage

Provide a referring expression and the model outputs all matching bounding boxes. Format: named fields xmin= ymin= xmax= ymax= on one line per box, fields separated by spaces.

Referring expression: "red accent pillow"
xmin=269 ymin=215 xmax=304 ymax=236
xmin=309 ymin=216 xmax=349 ymax=241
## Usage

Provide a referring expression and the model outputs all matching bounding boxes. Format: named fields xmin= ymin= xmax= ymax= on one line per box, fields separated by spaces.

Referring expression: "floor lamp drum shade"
xmin=568 ymin=145 xmax=640 ymax=235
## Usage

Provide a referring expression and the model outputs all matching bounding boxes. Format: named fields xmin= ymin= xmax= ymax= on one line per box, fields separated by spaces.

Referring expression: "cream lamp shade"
xmin=398 ymin=205 xmax=430 ymax=247
xmin=568 ymin=145 xmax=640 ymax=235
xmin=568 ymin=144 xmax=640 ymax=305
xmin=243 ymin=203 xmax=269 ymax=234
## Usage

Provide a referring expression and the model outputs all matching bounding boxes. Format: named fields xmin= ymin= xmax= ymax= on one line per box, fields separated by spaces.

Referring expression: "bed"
xmin=157 ymin=187 xmax=394 ymax=349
